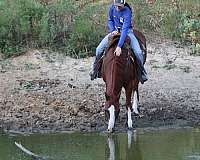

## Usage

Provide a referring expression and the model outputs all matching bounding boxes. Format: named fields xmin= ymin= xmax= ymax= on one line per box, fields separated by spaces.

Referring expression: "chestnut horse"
xmin=101 ymin=31 xmax=146 ymax=132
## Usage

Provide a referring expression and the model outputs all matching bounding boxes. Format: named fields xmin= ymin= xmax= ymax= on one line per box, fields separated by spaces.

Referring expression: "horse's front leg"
xmin=105 ymin=94 xmax=120 ymax=133
xmin=127 ymin=107 xmax=132 ymax=129
xmin=107 ymin=102 xmax=120 ymax=133
xmin=107 ymin=105 xmax=115 ymax=133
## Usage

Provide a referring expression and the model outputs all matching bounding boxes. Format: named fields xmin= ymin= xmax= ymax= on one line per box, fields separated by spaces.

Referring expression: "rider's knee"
xmin=96 ymin=46 xmax=103 ymax=57
xmin=134 ymin=49 xmax=144 ymax=63
xmin=133 ymin=48 xmax=143 ymax=56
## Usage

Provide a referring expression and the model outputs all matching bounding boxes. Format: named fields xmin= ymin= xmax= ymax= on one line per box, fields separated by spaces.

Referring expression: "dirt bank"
xmin=0 ymin=37 xmax=200 ymax=133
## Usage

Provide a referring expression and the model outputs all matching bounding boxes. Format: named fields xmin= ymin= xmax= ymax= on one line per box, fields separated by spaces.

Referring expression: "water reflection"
xmin=106 ymin=130 xmax=143 ymax=160
xmin=0 ymin=128 xmax=200 ymax=160
xmin=126 ymin=130 xmax=142 ymax=160
xmin=107 ymin=136 xmax=115 ymax=160
xmin=127 ymin=130 xmax=132 ymax=149
xmin=186 ymin=155 xmax=200 ymax=160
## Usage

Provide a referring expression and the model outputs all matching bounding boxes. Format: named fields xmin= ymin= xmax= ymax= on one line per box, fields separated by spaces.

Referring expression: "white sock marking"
xmin=132 ymin=91 xmax=139 ymax=114
xmin=127 ymin=107 xmax=132 ymax=129
xmin=108 ymin=105 xmax=115 ymax=131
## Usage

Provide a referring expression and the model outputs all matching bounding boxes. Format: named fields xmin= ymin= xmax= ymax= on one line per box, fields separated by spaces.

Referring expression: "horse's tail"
xmin=133 ymin=83 xmax=139 ymax=102
xmin=136 ymin=87 xmax=139 ymax=102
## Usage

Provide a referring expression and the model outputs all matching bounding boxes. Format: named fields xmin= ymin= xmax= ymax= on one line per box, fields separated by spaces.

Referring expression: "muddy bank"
xmin=0 ymin=37 xmax=200 ymax=133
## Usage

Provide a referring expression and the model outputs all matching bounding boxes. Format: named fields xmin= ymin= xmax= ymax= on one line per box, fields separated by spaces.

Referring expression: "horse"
xmin=100 ymin=30 xmax=147 ymax=132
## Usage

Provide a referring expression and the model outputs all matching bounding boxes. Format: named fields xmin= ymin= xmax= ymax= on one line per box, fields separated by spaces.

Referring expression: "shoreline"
xmin=0 ymin=37 xmax=200 ymax=134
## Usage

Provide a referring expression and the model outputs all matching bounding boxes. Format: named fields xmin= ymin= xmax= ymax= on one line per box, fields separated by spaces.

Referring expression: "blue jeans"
xmin=95 ymin=30 xmax=148 ymax=83
xmin=96 ymin=30 xmax=144 ymax=63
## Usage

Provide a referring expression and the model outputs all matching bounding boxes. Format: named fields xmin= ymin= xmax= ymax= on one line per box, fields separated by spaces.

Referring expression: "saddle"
xmin=107 ymin=30 xmax=147 ymax=61
xmin=95 ymin=30 xmax=147 ymax=78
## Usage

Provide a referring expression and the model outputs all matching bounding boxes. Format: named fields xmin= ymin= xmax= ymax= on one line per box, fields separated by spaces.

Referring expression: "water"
xmin=0 ymin=128 xmax=200 ymax=160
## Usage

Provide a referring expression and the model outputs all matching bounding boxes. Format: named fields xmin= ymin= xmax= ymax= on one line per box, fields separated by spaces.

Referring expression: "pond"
xmin=0 ymin=128 xmax=200 ymax=160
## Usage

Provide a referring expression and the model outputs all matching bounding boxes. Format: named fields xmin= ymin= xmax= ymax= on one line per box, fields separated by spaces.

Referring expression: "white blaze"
xmin=108 ymin=105 xmax=115 ymax=131
xmin=132 ymin=91 xmax=139 ymax=114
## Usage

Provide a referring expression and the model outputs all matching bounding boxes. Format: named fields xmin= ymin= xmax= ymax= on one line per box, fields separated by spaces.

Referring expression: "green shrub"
xmin=0 ymin=0 xmax=108 ymax=58
xmin=131 ymin=0 xmax=200 ymax=46
xmin=0 ymin=0 xmax=46 ymax=57
xmin=176 ymin=13 xmax=200 ymax=43
xmin=0 ymin=0 xmax=199 ymax=58
xmin=38 ymin=0 xmax=77 ymax=46
xmin=65 ymin=3 xmax=107 ymax=58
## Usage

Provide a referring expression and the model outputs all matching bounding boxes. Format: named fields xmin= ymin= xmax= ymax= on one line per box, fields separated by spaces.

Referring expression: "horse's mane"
xmin=107 ymin=34 xmax=121 ymax=51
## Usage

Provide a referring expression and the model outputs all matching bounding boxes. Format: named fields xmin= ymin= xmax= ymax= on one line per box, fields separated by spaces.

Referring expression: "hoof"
xmin=133 ymin=109 xmax=139 ymax=115
xmin=107 ymin=129 xmax=114 ymax=134
xmin=128 ymin=127 xmax=133 ymax=131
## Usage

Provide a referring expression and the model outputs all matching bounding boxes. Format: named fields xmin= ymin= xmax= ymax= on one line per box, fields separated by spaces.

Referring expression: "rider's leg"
xmin=127 ymin=30 xmax=148 ymax=84
xmin=90 ymin=33 xmax=110 ymax=80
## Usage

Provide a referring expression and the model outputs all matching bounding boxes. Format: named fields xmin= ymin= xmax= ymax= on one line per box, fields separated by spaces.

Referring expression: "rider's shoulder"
xmin=124 ymin=6 xmax=132 ymax=13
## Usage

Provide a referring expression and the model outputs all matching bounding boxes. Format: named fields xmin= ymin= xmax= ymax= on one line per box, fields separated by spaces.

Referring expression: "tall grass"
xmin=132 ymin=0 xmax=200 ymax=54
xmin=0 ymin=0 xmax=199 ymax=58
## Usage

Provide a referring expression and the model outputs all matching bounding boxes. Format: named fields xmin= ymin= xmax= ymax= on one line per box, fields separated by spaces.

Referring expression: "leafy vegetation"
xmin=0 ymin=0 xmax=199 ymax=58
xmin=132 ymin=0 xmax=200 ymax=54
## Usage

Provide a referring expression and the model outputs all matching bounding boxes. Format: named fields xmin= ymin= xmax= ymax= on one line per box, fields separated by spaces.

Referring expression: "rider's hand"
xmin=114 ymin=46 xmax=122 ymax=56
xmin=111 ymin=31 xmax=118 ymax=35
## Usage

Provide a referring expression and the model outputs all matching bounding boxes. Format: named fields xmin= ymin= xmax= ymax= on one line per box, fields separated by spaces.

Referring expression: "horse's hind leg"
xmin=132 ymin=86 xmax=139 ymax=115
xmin=125 ymin=82 xmax=134 ymax=129
xmin=125 ymin=80 xmax=139 ymax=129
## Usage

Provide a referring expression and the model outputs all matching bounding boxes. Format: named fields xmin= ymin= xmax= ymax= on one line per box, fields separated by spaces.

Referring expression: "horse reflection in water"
xmin=106 ymin=130 xmax=142 ymax=160
xmin=101 ymin=32 xmax=146 ymax=132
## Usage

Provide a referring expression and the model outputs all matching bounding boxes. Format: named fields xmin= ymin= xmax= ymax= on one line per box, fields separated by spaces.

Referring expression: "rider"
xmin=89 ymin=0 xmax=148 ymax=84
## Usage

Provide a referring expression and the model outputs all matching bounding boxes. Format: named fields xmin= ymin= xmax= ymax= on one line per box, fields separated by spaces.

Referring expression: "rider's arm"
xmin=117 ymin=9 xmax=132 ymax=48
xmin=107 ymin=6 xmax=115 ymax=33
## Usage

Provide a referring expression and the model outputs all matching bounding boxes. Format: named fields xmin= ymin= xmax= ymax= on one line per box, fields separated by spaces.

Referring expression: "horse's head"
xmin=102 ymin=34 xmax=137 ymax=133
